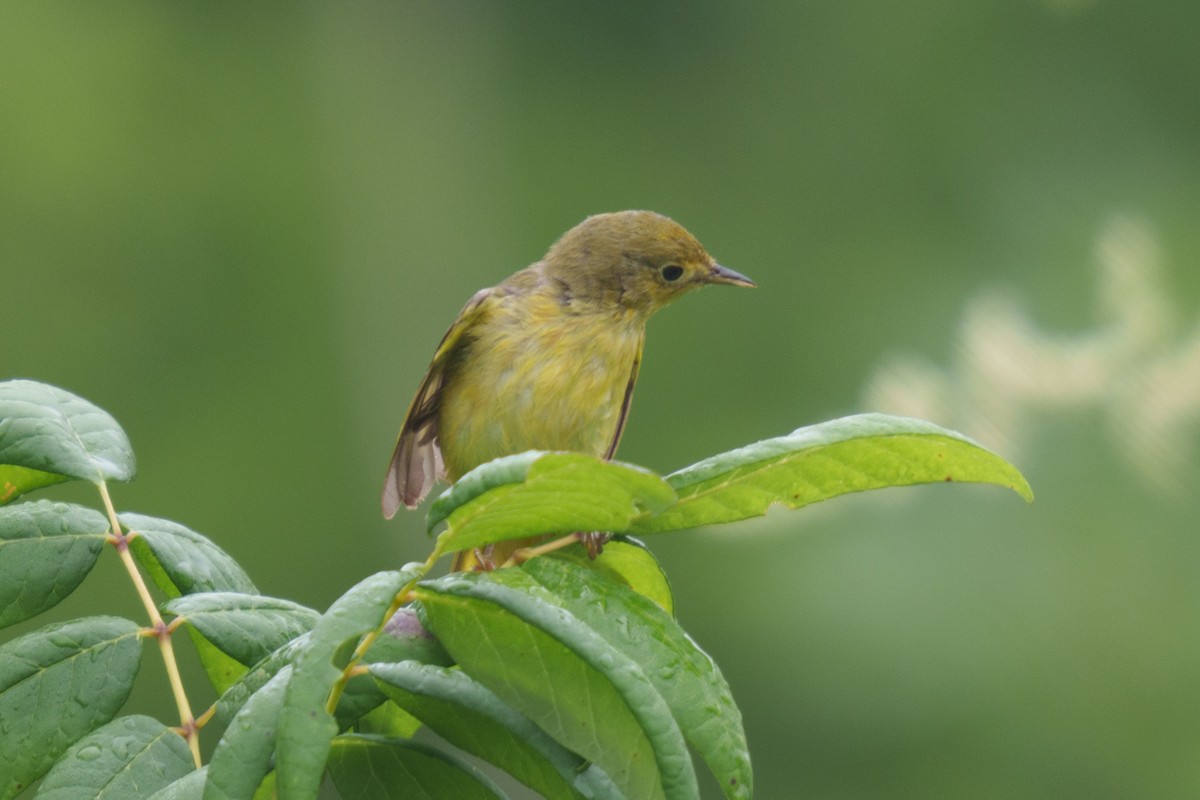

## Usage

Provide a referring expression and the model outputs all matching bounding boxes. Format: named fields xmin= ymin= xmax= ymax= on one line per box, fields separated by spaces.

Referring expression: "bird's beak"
xmin=707 ymin=263 xmax=756 ymax=288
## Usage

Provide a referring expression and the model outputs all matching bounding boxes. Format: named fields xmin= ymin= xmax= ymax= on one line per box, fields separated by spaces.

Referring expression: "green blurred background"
xmin=5 ymin=2 xmax=1200 ymax=797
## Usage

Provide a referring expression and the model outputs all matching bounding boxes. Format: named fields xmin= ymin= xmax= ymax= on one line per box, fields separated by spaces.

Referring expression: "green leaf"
xmin=550 ymin=536 xmax=674 ymax=615
xmin=122 ymin=513 xmax=257 ymax=694
xmin=0 ymin=616 xmax=142 ymax=798
xmin=276 ymin=568 xmax=419 ymax=799
xmin=427 ymin=451 xmax=676 ymax=556
xmin=631 ymin=413 xmax=1035 ymax=534
xmin=205 ymin=666 xmax=290 ymax=800
xmin=35 ymin=715 xmax=194 ymax=800
xmin=351 ymin=699 xmax=423 ymax=739
xmin=372 ymin=660 xmax=621 ymax=800
xmin=122 ymin=513 xmax=256 ymax=597
xmin=190 ymin=637 xmax=247 ymax=698
xmin=215 ymin=618 xmax=428 ymax=744
xmin=164 ymin=592 xmax=319 ymax=667
xmin=334 ymin=606 xmax=454 ymax=729
xmin=251 ymin=773 xmax=276 ymax=800
xmin=147 ymin=767 xmax=207 ymax=800
xmin=328 ymin=734 xmax=507 ymax=799
xmin=211 ymin=610 xmax=437 ymax=734
xmin=524 ymin=557 xmax=751 ymax=799
xmin=0 ymin=466 xmax=68 ymax=506
xmin=0 ymin=380 xmax=135 ymax=504
xmin=213 ymin=635 xmax=308 ymax=729
xmin=415 ymin=570 xmax=697 ymax=800
xmin=0 ymin=500 xmax=108 ymax=628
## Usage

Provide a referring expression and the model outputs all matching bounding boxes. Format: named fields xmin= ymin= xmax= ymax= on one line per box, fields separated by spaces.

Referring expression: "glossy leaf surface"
xmin=632 ymin=413 xmax=1033 ymax=534
xmin=0 ymin=380 xmax=134 ymax=504
xmin=0 ymin=501 xmax=108 ymax=628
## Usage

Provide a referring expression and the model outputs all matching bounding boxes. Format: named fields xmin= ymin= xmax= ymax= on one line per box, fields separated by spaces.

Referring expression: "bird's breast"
xmin=437 ymin=297 xmax=645 ymax=478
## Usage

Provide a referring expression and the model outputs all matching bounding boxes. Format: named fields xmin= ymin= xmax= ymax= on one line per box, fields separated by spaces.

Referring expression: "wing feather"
xmin=603 ymin=334 xmax=643 ymax=460
xmin=381 ymin=288 xmax=494 ymax=517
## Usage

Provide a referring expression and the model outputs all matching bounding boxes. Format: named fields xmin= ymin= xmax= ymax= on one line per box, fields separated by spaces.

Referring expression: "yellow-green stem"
xmin=322 ymin=543 xmax=444 ymax=717
xmin=99 ymin=480 xmax=202 ymax=768
xmin=505 ymin=532 xmax=579 ymax=566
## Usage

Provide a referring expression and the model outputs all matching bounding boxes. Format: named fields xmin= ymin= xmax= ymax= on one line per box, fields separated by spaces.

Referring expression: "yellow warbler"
xmin=381 ymin=210 xmax=753 ymax=569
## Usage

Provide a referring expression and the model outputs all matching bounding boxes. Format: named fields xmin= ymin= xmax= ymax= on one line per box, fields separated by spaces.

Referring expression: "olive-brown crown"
xmin=536 ymin=210 xmax=751 ymax=314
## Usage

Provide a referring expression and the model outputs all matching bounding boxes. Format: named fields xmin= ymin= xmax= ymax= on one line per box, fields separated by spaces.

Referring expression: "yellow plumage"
xmin=439 ymin=292 xmax=644 ymax=471
xmin=381 ymin=210 xmax=753 ymax=569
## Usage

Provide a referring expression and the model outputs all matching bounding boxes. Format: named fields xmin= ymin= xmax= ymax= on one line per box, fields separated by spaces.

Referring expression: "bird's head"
xmin=542 ymin=210 xmax=754 ymax=315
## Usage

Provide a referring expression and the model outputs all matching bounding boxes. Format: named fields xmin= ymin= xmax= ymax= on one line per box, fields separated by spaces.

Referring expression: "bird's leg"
xmin=504 ymin=532 xmax=612 ymax=567
xmin=576 ymin=532 xmax=611 ymax=559
xmin=473 ymin=545 xmax=497 ymax=571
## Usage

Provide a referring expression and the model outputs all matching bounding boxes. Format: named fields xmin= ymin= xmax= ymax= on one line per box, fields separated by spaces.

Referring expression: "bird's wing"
xmin=603 ymin=332 xmax=644 ymax=460
xmin=381 ymin=287 xmax=495 ymax=518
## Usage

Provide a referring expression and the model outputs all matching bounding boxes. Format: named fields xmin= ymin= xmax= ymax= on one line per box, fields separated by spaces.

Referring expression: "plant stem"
xmin=505 ymin=532 xmax=579 ymax=566
xmin=323 ymin=544 xmax=444 ymax=717
xmin=99 ymin=480 xmax=203 ymax=768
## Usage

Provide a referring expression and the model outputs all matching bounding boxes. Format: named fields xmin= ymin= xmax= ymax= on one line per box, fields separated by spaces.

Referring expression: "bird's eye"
xmin=661 ymin=265 xmax=684 ymax=282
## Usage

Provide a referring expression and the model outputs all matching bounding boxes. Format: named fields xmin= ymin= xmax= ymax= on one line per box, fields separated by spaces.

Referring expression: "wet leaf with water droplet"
xmin=206 ymin=666 xmax=291 ymax=800
xmin=276 ymin=568 xmax=419 ymax=799
xmin=372 ymin=660 xmax=623 ymax=800
xmin=329 ymin=734 xmax=508 ymax=799
xmin=549 ymin=537 xmax=675 ymax=616
xmin=146 ymin=766 xmax=208 ymax=800
xmin=121 ymin=514 xmax=255 ymax=598
xmin=74 ymin=744 xmax=103 ymax=762
xmin=0 ymin=616 xmax=142 ymax=796
xmin=0 ymin=380 xmax=135 ymax=505
xmin=630 ymin=413 xmax=1033 ymax=534
xmin=164 ymin=592 xmax=318 ymax=668
xmin=35 ymin=715 xmax=193 ymax=800
xmin=523 ymin=557 xmax=752 ymax=800
xmin=0 ymin=501 xmax=109 ymax=629
xmin=415 ymin=568 xmax=697 ymax=800
xmin=122 ymin=513 xmax=257 ymax=695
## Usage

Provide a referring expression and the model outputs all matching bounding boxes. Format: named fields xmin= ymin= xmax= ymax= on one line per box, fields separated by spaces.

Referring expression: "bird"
xmin=381 ymin=210 xmax=754 ymax=570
